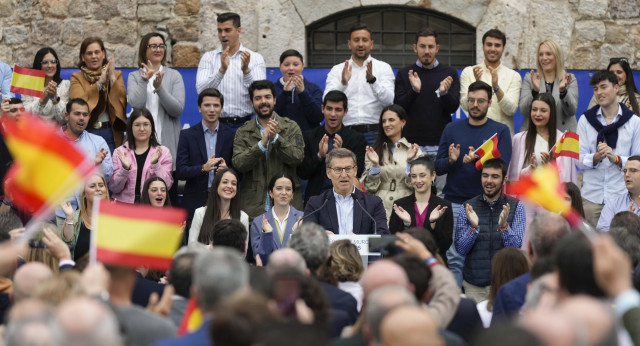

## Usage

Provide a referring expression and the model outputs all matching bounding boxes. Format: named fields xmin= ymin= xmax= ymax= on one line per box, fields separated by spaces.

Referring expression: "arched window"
xmin=307 ymin=6 xmax=476 ymax=69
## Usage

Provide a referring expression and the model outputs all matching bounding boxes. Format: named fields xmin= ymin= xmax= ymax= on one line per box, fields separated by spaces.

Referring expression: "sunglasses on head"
xmin=610 ymin=57 xmax=629 ymax=64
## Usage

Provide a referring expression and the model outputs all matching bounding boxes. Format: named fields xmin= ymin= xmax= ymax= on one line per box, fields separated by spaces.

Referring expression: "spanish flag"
xmin=474 ymin=133 xmax=501 ymax=170
xmin=552 ymin=131 xmax=579 ymax=159
xmin=10 ymin=65 xmax=45 ymax=98
xmin=0 ymin=113 xmax=95 ymax=213
xmin=177 ymin=298 xmax=203 ymax=336
xmin=506 ymin=163 xmax=581 ymax=227
xmin=93 ymin=202 xmax=186 ymax=270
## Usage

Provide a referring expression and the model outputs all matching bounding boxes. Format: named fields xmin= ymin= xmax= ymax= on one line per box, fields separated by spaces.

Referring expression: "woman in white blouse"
xmin=23 ymin=47 xmax=69 ymax=125
xmin=127 ymin=33 xmax=185 ymax=168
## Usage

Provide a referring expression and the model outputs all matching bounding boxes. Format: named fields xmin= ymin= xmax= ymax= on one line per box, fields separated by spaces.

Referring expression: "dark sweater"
xmin=275 ymin=78 xmax=324 ymax=132
xmin=394 ymin=62 xmax=460 ymax=146
xmin=434 ymin=119 xmax=512 ymax=204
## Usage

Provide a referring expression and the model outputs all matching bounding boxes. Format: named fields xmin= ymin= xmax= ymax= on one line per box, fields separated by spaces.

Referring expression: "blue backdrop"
xmin=60 ymin=68 xmax=626 ymax=131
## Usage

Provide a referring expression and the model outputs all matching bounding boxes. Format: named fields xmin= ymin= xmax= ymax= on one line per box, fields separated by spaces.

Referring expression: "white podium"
xmin=328 ymin=234 xmax=382 ymax=268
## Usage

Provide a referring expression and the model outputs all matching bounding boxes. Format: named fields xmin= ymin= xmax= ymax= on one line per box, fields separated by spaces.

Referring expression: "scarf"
xmin=583 ymin=104 xmax=634 ymax=149
xmin=80 ymin=65 xmax=106 ymax=84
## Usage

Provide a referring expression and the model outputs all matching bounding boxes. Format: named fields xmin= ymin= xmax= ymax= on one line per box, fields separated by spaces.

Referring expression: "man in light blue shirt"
xmin=578 ymin=70 xmax=640 ymax=227
xmin=597 ymin=156 xmax=640 ymax=231
xmin=0 ymin=61 xmax=15 ymax=100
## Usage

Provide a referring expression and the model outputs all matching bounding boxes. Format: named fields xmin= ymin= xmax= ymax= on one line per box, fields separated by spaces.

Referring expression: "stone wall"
xmin=1 ymin=0 xmax=639 ymax=69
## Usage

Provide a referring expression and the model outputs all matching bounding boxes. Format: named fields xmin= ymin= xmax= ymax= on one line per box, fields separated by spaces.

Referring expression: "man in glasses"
xmin=303 ymin=148 xmax=389 ymax=235
xmin=596 ymin=157 xmax=640 ymax=231
xmin=435 ymin=81 xmax=512 ymax=287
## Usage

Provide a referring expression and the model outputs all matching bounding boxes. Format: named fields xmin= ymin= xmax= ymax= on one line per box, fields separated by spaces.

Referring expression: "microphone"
xmin=301 ymin=192 xmax=331 ymax=222
xmin=352 ymin=193 xmax=377 ymax=235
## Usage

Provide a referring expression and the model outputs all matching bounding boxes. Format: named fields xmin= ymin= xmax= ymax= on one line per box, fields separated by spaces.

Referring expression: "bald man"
xmin=13 ymin=262 xmax=53 ymax=302
xmin=380 ymin=306 xmax=443 ymax=346
xmin=55 ymin=297 xmax=123 ymax=346
xmin=266 ymin=248 xmax=308 ymax=276
xmin=361 ymin=260 xmax=410 ymax=298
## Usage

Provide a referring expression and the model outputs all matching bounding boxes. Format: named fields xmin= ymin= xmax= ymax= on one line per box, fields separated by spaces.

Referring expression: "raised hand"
xmin=429 ymin=205 xmax=447 ymax=223
xmin=216 ymin=157 xmax=227 ymax=171
xmin=406 ymin=143 xmax=419 ymax=162
xmin=42 ymin=227 xmax=72 ymax=261
xmin=365 ymin=146 xmax=380 ymax=167
xmin=366 ymin=60 xmax=374 ymax=82
xmin=150 ymin=148 xmax=162 ymax=165
xmin=408 ymin=70 xmax=421 ymax=92
xmin=462 ymin=146 xmax=478 ymax=164
xmin=448 ymin=143 xmax=460 ymax=165
xmin=95 ymin=148 xmax=108 ymax=165
xmin=394 ymin=232 xmax=433 ymax=260
xmin=292 ymin=75 xmax=305 ymax=93
xmin=61 ymin=202 xmax=74 ymax=219
xmin=393 ymin=204 xmax=411 ymax=224
xmin=333 ymin=134 xmax=343 ymax=149
xmin=465 ymin=203 xmax=479 ymax=228
xmin=488 ymin=66 xmax=499 ymax=89
xmin=203 ymin=154 xmax=218 ymax=172
xmin=292 ymin=216 xmax=303 ymax=231
xmin=240 ymin=51 xmax=251 ymax=74
xmin=559 ymin=74 xmax=572 ymax=93
xmin=153 ymin=71 xmax=165 ymax=90
xmin=341 ymin=60 xmax=352 ymax=86
xmin=473 ymin=65 xmax=483 ymax=81
xmin=529 ymin=152 xmax=538 ymax=169
xmin=262 ymin=214 xmax=273 ymax=233
xmin=140 ymin=60 xmax=158 ymax=80
xmin=147 ymin=284 xmax=174 ymax=317
xmin=530 ymin=70 xmax=541 ymax=92
xmin=220 ymin=47 xmax=230 ymax=73
xmin=539 ymin=151 xmax=551 ymax=165
xmin=439 ymin=76 xmax=453 ymax=93
xmin=318 ymin=134 xmax=329 ymax=158
xmin=116 ymin=149 xmax=132 ymax=170
xmin=497 ymin=203 xmax=510 ymax=230
xmin=283 ymin=78 xmax=294 ymax=91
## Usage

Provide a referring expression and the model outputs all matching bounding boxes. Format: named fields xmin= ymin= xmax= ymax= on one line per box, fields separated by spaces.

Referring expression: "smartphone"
xmin=369 ymin=235 xmax=402 ymax=257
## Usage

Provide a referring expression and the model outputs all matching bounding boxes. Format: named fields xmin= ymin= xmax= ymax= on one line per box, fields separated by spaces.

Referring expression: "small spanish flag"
xmin=177 ymin=298 xmax=203 ymax=336
xmin=10 ymin=65 xmax=45 ymax=98
xmin=474 ymin=133 xmax=501 ymax=171
xmin=93 ymin=202 xmax=186 ymax=270
xmin=0 ymin=113 xmax=95 ymax=213
xmin=552 ymin=131 xmax=579 ymax=159
xmin=506 ymin=163 xmax=581 ymax=227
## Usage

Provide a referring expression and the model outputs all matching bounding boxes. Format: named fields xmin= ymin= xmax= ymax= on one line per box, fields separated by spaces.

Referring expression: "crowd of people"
xmin=1 ymin=10 xmax=640 ymax=346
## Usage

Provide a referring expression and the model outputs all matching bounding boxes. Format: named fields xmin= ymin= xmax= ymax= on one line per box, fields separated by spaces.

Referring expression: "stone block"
xmin=258 ymin=0 xmax=305 ymax=67
xmin=476 ymin=0 xmax=529 ymax=69
xmin=83 ymin=20 xmax=107 ymax=40
xmin=92 ymin=0 xmax=121 ymax=21
xmin=107 ymin=17 xmax=138 ymax=46
xmin=31 ymin=20 xmax=62 ymax=45
xmin=569 ymin=44 xmax=601 ymax=69
xmin=574 ymin=20 xmax=605 ymax=42
xmin=610 ymin=0 xmax=639 ymax=19
xmin=118 ymin=0 xmax=138 ymax=18
xmin=68 ymin=0 xmax=90 ymax=17
xmin=172 ymin=43 xmax=201 ymax=67
xmin=577 ymin=0 xmax=608 ymax=18
xmin=12 ymin=47 xmax=35 ymax=69
xmin=430 ymin=0 xmax=491 ymax=27
xmin=605 ymin=24 xmax=628 ymax=44
xmin=114 ymin=45 xmax=138 ymax=68
xmin=175 ymin=0 xmax=200 ymax=16
xmin=599 ymin=43 xmax=634 ymax=67
xmin=138 ymin=4 xmax=172 ymax=22
xmin=0 ymin=0 xmax=12 ymax=18
xmin=62 ymin=18 xmax=83 ymax=46
xmin=167 ymin=17 xmax=199 ymax=41
xmin=41 ymin=0 xmax=70 ymax=18
xmin=55 ymin=44 xmax=79 ymax=68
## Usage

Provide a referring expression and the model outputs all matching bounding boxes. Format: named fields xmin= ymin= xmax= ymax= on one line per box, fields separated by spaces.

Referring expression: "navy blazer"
xmin=250 ymin=206 xmax=304 ymax=263
xmin=175 ymin=121 xmax=235 ymax=218
xmin=303 ymin=188 xmax=389 ymax=235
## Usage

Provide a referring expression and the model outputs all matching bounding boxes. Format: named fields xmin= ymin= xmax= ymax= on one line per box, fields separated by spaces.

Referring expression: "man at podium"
xmin=303 ymin=148 xmax=389 ymax=235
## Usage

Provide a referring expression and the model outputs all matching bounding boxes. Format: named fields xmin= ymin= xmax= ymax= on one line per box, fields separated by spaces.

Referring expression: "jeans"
xmin=362 ymin=130 xmax=378 ymax=147
xmin=447 ymin=201 xmax=464 ymax=287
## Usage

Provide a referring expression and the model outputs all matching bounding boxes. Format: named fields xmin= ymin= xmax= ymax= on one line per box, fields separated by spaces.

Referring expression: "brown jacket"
xmin=70 ymin=70 xmax=127 ymax=146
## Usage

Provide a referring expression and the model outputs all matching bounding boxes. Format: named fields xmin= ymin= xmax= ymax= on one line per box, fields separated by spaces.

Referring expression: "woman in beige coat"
xmin=361 ymin=104 xmax=421 ymax=221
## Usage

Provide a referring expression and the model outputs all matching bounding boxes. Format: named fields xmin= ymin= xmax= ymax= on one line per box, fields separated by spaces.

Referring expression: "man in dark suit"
xmin=303 ymin=148 xmax=389 ymax=235
xmin=175 ymin=88 xmax=235 ymax=221
xmin=298 ymin=90 xmax=366 ymax=205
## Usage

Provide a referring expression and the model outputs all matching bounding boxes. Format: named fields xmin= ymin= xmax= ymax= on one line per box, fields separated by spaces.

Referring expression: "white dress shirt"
xmin=195 ymin=44 xmax=266 ymax=118
xmin=333 ymin=187 xmax=356 ymax=235
xmin=577 ymin=105 xmax=640 ymax=204
xmin=146 ymin=65 xmax=164 ymax=139
xmin=324 ymin=56 xmax=395 ymax=126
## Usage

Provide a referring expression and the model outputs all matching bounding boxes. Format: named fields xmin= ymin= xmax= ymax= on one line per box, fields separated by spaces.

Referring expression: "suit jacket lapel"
xmin=352 ymin=190 xmax=363 ymax=234
xmin=282 ymin=208 xmax=302 ymax=247
xmin=195 ymin=122 xmax=208 ymax=163
xmin=265 ymin=211 xmax=282 ymax=249
xmin=326 ymin=192 xmax=340 ymax=234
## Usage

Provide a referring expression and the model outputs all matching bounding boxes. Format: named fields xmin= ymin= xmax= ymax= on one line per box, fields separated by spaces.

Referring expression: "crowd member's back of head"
xmin=270 ymin=268 xmax=329 ymax=329
xmin=32 ymin=271 xmax=85 ymax=306
xmin=330 ymin=239 xmax=363 ymax=283
xmin=194 ymin=247 xmax=249 ymax=314
xmin=363 ymin=285 xmax=418 ymax=345
xmin=260 ymin=322 xmax=328 ymax=346
xmin=0 ymin=212 xmax=22 ymax=242
xmin=169 ymin=250 xmax=202 ymax=299
xmin=5 ymin=314 xmax=57 ymax=346
xmin=554 ymin=232 xmax=605 ymax=298
xmin=404 ymin=227 xmax=443 ymax=264
xmin=474 ymin=324 xmax=543 ymax=346
xmin=564 ymin=182 xmax=585 ymax=219
xmin=53 ymin=297 xmax=123 ymax=346
xmin=487 ymin=247 xmax=530 ymax=311
xmin=528 ymin=212 xmax=571 ymax=260
xmin=212 ymin=219 xmax=248 ymax=255
xmin=288 ymin=222 xmax=329 ymax=273
xmin=590 ymin=69 xmax=618 ymax=87
xmin=391 ymin=253 xmax=433 ymax=303
xmin=609 ymin=211 xmax=640 ymax=267
xmin=13 ymin=262 xmax=54 ymax=302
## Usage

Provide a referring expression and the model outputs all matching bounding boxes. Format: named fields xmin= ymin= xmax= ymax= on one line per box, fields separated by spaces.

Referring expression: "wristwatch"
xmin=493 ymin=85 xmax=500 ymax=93
xmin=367 ymin=76 xmax=376 ymax=84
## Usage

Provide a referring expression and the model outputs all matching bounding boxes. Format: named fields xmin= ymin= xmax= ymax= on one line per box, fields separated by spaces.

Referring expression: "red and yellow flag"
xmin=177 ymin=298 xmax=203 ymax=336
xmin=10 ymin=65 xmax=45 ymax=98
xmin=93 ymin=202 xmax=186 ymax=270
xmin=475 ymin=134 xmax=501 ymax=170
xmin=552 ymin=131 xmax=579 ymax=159
xmin=0 ymin=113 xmax=95 ymax=213
xmin=506 ymin=163 xmax=581 ymax=227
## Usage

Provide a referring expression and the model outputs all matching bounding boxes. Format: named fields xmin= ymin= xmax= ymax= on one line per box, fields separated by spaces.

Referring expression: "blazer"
xmin=69 ymin=70 xmax=127 ymax=146
xmin=109 ymin=143 xmax=174 ymax=204
xmin=128 ymin=67 xmax=186 ymax=170
xmin=303 ymin=188 xmax=389 ymax=235
xmin=250 ymin=206 xmax=304 ymax=263
xmin=519 ymin=72 xmax=579 ymax=132
xmin=388 ymin=192 xmax=453 ymax=263
xmin=297 ymin=125 xmax=366 ymax=204
xmin=175 ymin=122 xmax=235 ymax=218
xmin=507 ymin=130 xmax=577 ymax=183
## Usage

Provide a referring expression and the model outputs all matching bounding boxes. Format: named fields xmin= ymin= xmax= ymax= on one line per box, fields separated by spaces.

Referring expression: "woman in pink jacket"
xmin=110 ymin=108 xmax=173 ymax=203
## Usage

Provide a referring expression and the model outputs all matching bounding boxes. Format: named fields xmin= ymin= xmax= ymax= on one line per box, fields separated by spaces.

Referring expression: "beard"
xmin=255 ymin=104 xmax=274 ymax=119
xmin=469 ymin=107 xmax=488 ymax=120
xmin=482 ymin=182 xmax=503 ymax=199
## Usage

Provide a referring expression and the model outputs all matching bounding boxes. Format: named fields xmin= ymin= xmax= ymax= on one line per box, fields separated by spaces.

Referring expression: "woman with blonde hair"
xmin=330 ymin=239 xmax=364 ymax=311
xmin=519 ymin=39 xmax=578 ymax=132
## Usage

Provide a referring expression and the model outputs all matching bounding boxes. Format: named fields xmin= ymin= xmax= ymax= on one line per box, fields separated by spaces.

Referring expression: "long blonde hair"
xmin=79 ymin=174 xmax=110 ymax=227
xmin=25 ymin=223 xmax=60 ymax=273
xmin=536 ymin=39 xmax=566 ymax=81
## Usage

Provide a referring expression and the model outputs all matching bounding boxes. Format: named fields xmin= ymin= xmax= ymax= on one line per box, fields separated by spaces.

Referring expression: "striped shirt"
xmin=196 ymin=44 xmax=266 ymax=118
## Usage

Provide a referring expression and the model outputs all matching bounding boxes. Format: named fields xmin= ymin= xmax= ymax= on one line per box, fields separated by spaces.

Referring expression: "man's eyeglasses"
xmin=467 ymin=98 xmax=488 ymax=105
xmin=147 ymin=44 xmax=167 ymax=51
xmin=329 ymin=166 xmax=356 ymax=174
